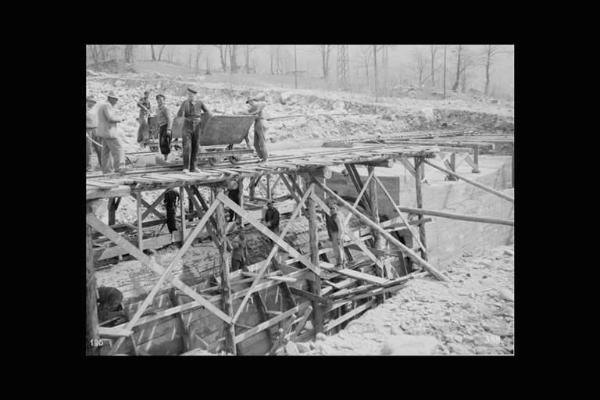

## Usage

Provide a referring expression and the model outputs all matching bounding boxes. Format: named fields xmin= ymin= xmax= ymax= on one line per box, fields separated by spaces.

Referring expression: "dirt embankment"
xmin=86 ymin=75 xmax=514 ymax=155
xmin=285 ymin=245 xmax=514 ymax=356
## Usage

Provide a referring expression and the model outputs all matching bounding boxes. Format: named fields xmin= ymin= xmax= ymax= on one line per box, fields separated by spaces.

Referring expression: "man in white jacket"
xmin=96 ymin=92 xmax=127 ymax=174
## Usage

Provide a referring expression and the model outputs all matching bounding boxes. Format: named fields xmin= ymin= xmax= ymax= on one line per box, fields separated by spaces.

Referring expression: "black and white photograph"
xmin=85 ymin=44 xmax=514 ymax=356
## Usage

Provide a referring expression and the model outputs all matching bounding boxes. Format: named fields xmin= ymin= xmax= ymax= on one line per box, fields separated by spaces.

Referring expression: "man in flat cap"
xmin=155 ymin=94 xmax=172 ymax=161
xmin=321 ymin=198 xmax=346 ymax=269
xmin=176 ymin=87 xmax=211 ymax=172
xmin=137 ymin=90 xmax=153 ymax=147
xmin=96 ymin=92 xmax=127 ymax=174
xmin=86 ymin=95 xmax=102 ymax=172
xmin=246 ymin=93 xmax=269 ymax=162
xmin=263 ymin=199 xmax=280 ymax=246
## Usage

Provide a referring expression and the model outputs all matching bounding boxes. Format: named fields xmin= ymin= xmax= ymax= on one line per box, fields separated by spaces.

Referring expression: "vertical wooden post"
xmin=86 ymin=204 xmax=100 ymax=356
xmin=238 ymin=177 xmax=244 ymax=226
xmin=249 ymin=176 xmax=257 ymax=201
xmin=448 ymin=153 xmax=458 ymax=181
xmin=472 ymin=145 xmax=480 ymax=173
xmin=511 ymin=147 xmax=514 ymax=189
xmin=136 ymin=192 xmax=143 ymax=252
xmin=188 ymin=186 xmax=194 ymax=217
xmin=216 ymin=187 xmax=236 ymax=355
xmin=266 ymin=175 xmax=271 ymax=201
xmin=180 ymin=186 xmax=186 ymax=243
xmin=367 ymin=166 xmax=381 ymax=250
xmin=414 ymin=157 xmax=428 ymax=261
xmin=307 ymin=191 xmax=323 ymax=336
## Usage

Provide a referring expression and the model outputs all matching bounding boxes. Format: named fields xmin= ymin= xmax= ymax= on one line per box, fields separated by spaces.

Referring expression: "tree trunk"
xmin=430 ymin=45 xmax=436 ymax=87
xmin=245 ymin=45 xmax=250 ymax=74
xmin=452 ymin=45 xmax=462 ymax=91
xmin=484 ymin=46 xmax=492 ymax=95
xmin=270 ymin=46 xmax=274 ymax=74
xmin=443 ymin=45 xmax=447 ymax=98
xmin=218 ymin=46 xmax=228 ymax=72
xmin=373 ymin=45 xmax=378 ymax=100
xmin=229 ymin=45 xmax=238 ymax=73
xmin=150 ymin=45 xmax=156 ymax=61
xmin=321 ymin=45 xmax=330 ymax=79
xmin=157 ymin=45 xmax=167 ymax=61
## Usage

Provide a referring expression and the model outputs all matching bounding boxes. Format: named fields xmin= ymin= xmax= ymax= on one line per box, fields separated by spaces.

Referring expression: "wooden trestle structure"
xmin=85 ymin=142 xmax=513 ymax=356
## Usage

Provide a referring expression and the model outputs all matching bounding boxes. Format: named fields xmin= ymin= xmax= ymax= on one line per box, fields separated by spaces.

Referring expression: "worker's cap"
xmin=267 ymin=200 xmax=274 ymax=205
xmin=107 ymin=91 xmax=118 ymax=100
xmin=86 ymin=95 xmax=96 ymax=104
xmin=187 ymin=87 xmax=197 ymax=94
xmin=156 ymin=94 xmax=165 ymax=100
xmin=227 ymin=180 xmax=239 ymax=189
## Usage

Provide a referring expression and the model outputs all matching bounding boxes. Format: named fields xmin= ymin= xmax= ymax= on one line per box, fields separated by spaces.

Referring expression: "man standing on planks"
xmin=137 ymin=90 xmax=152 ymax=147
xmin=164 ymin=189 xmax=180 ymax=242
xmin=155 ymin=94 xmax=172 ymax=162
xmin=86 ymin=95 xmax=102 ymax=172
xmin=226 ymin=179 xmax=241 ymax=224
xmin=96 ymin=92 xmax=128 ymax=174
xmin=264 ymin=200 xmax=280 ymax=237
xmin=321 ymin=199 xmax=346 ymax=269
xmin=177 ymin=87 xmax=210 ymax=173
xmin=230 ymin=233 xmax=249 ymax=272
xmin=246 ymin=93 xmax=269 ymax=162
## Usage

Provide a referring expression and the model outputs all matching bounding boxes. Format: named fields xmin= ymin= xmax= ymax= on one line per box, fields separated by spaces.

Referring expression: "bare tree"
xmin=195 ymin=45 xmax=202 ymax=74
xmin=157 ymin=45 xmax=168 ymax=61
xmin=244 ymin=45 xmax=258 ymax=74
xmin=482 ymin=45 xmax=501 ymax=95
xmin=123 ymin=45 xmax=135 ymax=63
xmin=452 ymin=45 xmax=462 ymax=91
xmin=150 ymin=45 xmax=156 ymax=61
xmin=214 ymin=45 xmax=228 ymax=72
xmin=373 ymin=45 xmax=379 ymax=99
xmin=336 ymin=45 xmax=349 ymax=89
xmin=88 ymin=45 xmax=100 ymax=64
xmin=320 ymin=45 xmax=332 ymax=79
xmin=429 ymin=45 xmax=439 ymax=86
xmin=412 ymin=47 xmax=427 ymax=87
xmin=229 ymin=45 xmax=239 ymax=73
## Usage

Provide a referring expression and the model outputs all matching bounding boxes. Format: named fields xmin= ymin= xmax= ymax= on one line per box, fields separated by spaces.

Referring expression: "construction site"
xmin=85 ymin=45 xmax=514 ymax=356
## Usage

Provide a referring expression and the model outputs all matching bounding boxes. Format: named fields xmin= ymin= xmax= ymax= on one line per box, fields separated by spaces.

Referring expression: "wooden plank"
xmin=227 ymin=185 xmax=315 ymax=324
xmin=313 ymin=180 xmax=449 ymax=282
xmin=320 ymin=262 xmax=388 ymax=285
xmin=392 ymin=206 xmax=514 ymax=226
xmin=423 ymin=159 xmax=514 ymax=202
xmin=86 ymin=210 xmax=100 ymax=356
xmin=86 ymin=212 xmax=232 ymax=328
xmin=289 ymin=287 xmax=332 ymax=306
xmin=289 ymin=305 xmax=313 ymax=342
xmin=373 ymin=175 xmax=427 ymax=253
xmin=98 ymin=327 xmax=134 ymax=338
xmin=324 ymin=300 xmax=375 ymax=332
xmin=234 ymin=302 xmax=308 ymax=344
xmin=413 ymin=157 xmax=429 ymax=261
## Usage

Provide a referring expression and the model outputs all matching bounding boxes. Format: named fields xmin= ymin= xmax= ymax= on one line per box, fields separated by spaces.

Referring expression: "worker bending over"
xmin=97 ymin=286 xmax=128 ymax=327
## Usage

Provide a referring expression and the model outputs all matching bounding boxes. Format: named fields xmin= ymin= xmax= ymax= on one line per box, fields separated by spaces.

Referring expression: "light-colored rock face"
xmin=294 ymin=245 xmax=514 ymax=356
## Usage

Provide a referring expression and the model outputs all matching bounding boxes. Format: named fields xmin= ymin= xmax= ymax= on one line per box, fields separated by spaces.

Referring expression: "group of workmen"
xmin=86 ymin=87 xmax=270 ymax=174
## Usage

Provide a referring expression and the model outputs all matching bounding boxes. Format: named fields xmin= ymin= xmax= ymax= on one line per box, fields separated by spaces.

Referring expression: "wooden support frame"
xmin=324 ymin=300 xmax=375 ymax=332
xmin=234 ymin=302 xmax=309 ymax=345
xmin=393 ymin=206 xmax=514 ymax=226
xmin=216 ymin=186 xmax=236 ymax=355
xmin=423 ymin=159 xmax=514 ymax=203
xmin=312 ymin=179 xmax=448 ymax=282
xmin=179 ymin=186 xmax=186 ymax=243
xmin=373 ymin=175 xmax=427 ymax=253
xmin=226 ymin=185 xmax=316 ymax=324
xmin=305 ymin=183 xmax=324 ymax=335
xmin=414 ymin=157 xmax=429 ymax=261
xmin=86 ymin=205 xmax=100 ymax=356
xmin=86 ymin=205 xmax=233 ymax=355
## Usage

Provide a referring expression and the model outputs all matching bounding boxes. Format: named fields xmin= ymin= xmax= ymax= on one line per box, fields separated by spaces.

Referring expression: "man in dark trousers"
xmin=322 ymin=199 xmax=346 ymax=269
xmin=264 ymin=200 xmax=280 ymax=246
xmin=164 ymin=189 xmax=180 ymax=242
xmin=155 ymin=94 xmax=172 ymax=161
xmin=230 ymin=233 xmax=249 ymax=272
xmin=176 ymin=87 xmax=210 ymax=173
xmin=137 ymin=90 xmax=152 ymax=147
xmin=226 ymin=179 xmax=241 ymax=223
xmin=97 ymin=286 xmax=128 ymax=327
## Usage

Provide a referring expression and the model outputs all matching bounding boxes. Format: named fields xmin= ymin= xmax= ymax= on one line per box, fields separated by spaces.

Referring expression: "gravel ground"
xmin=288 ymin=244 xmax=514 ymax=356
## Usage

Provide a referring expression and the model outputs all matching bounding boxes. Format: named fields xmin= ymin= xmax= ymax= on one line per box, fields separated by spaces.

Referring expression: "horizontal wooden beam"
xmin=324 ymin=300 xmax=375 ymax=332
xmin=289 ymin=287 xmax=332 ymax=306
xmin=234 ymin=302 xmax=309 ymax=344
xmin=396 ymin=206 xmax=514 ymax=226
